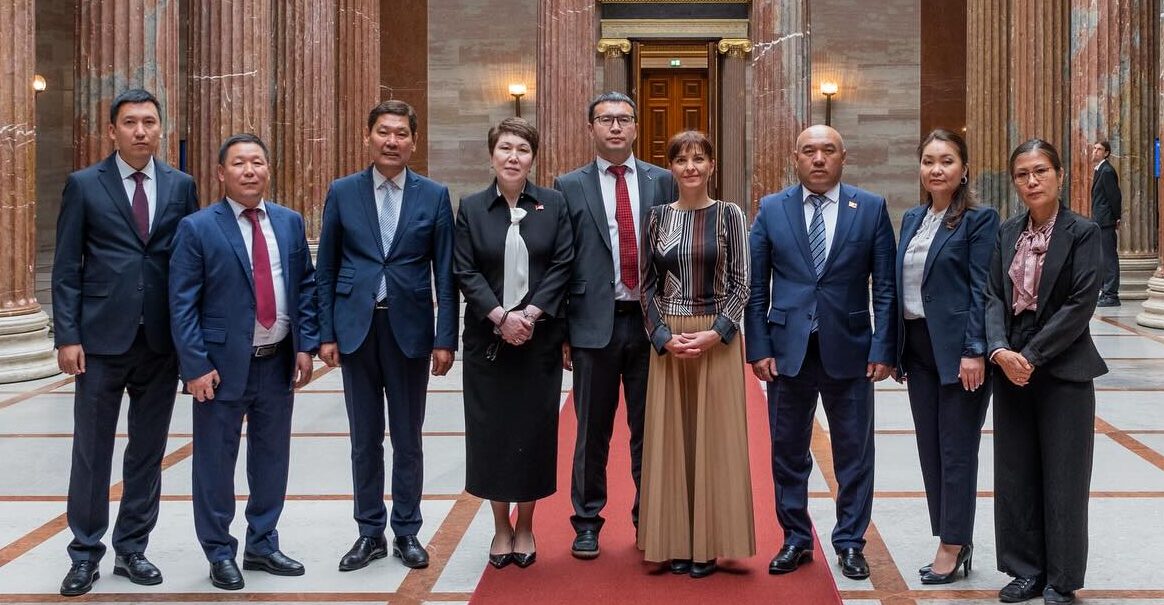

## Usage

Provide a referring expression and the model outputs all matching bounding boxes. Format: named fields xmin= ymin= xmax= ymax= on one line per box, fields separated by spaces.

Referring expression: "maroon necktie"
xmin=242 ymin=208 xmax=276 ymax=329
xmin=606 ymin=164 xmax=638 ymax=290
xmin=130 ymin=172 xmax=150 ymax=241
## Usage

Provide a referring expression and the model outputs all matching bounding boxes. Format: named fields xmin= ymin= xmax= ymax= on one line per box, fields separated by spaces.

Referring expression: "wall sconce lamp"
xmin=820 ymin=81 xmax=838 ymax=126
xmin=508 ymin=83 xmax=527 ymax=117
xmin=32 ymin=74 xmax=47 ymax=94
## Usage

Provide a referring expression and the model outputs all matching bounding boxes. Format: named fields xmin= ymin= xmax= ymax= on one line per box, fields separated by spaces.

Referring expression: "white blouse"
xmin=902 ymin=207 xmax=947 ymax=320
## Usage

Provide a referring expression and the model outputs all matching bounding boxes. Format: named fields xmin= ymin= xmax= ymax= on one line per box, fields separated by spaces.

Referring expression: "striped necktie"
xmin=375 ymin=180 xmax=400 ymax=302
xmin=808 ymin=194 xmax=828 ymax=277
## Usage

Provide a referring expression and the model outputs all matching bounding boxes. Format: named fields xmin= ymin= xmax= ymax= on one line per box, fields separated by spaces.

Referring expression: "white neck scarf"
xmin=503 ymin=206 xmax=529 ymax=310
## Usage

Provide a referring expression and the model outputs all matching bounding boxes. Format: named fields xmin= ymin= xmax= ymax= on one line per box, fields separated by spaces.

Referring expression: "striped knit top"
xmin=642 ymin=200 xmax=750 ymax=353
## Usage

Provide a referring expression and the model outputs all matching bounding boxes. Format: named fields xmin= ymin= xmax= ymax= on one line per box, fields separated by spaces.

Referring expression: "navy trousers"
xmin=341 ymin=309 xmax=429 ymax=538
xmin=192 ymin=345 xmax=294 ymax=562
xmin=768 ymin=334 xmax=875 ymax=552
xmin=67 ymin=327 xmax=178 ymax=562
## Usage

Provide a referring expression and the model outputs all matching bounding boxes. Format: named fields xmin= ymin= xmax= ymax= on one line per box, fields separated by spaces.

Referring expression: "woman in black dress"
xmin=453 ymin=118 xmax=574 ymax=569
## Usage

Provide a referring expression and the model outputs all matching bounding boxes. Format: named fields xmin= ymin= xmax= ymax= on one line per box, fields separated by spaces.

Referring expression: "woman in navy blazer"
xmin=896 ymin=129 xmax=998 ymax=584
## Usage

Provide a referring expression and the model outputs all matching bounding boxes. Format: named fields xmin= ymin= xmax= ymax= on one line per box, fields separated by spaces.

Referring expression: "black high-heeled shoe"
xmin=513 ymin=534 xmax=536 ymax=568
xmin=920 ymin=544 xmax=972 ymax=585
xmin=488 ymin=534 xmax=514 ymax=569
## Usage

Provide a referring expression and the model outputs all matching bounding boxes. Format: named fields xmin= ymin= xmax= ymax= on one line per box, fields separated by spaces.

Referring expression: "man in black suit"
xmin=1090 ymin=141 xmax=1122 ymax=307
xmin=52 ymin=89 xmax=199 ymax=596
xmin=552 ymin=91 xmax=675 ymax=559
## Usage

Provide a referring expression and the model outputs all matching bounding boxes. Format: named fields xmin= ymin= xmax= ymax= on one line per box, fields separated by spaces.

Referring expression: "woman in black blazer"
xmin=986 ymin=139 xmax=1107 ymax=605
xmin=896 ymin=129 xmax=998 ymax=584
xmin=453 ymin=118 xmax=574 ymax=570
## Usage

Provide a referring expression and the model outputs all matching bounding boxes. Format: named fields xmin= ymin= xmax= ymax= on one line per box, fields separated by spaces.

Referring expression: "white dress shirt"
xmin=226 ymin=198 xmax=289 ymax=346
xmin=801 ymin=183 xmax=842 ymax=260
xmin=901 ymin=207 xmax=948 ymax=320
xmin=115 ymin=153 xmax=158 ymax=228
xmin=595 ymin=154 xmax=642 ymax=301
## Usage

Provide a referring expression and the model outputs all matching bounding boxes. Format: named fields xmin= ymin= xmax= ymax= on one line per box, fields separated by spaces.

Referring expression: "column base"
xmin=0 ymin=308 xmax=60 ymax=384
xmin=1136 ymin=271 xmax=1164 ymax=329
xmin=1118 ymin=256 xmax=1157 ymax=301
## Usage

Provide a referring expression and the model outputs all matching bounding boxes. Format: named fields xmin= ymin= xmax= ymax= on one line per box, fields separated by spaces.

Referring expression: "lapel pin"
xmin=534 ymin=202 xmax=544 ymax=211
xmin=848 ymin=200 xmax=858 ymax=208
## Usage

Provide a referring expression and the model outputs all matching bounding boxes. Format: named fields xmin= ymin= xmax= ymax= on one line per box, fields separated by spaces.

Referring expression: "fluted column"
xmin=274 ymin=2 xmax=337 ymax=238
xmin=187 ymin=0 xmax=274 ymax=203
xmin=597 ymin=38 xmax=630 ymax=94
xmin=1137 ymin=4 xmax=1164 ymax=327
xmin=337 ymin=0 xmax=380 ymax=176
xmin=750 ymin=0 xmax=810 ymax=215
xmin=536 ymin=0 xmax=597 ymax=183
xmin=718 ymin=39 xmax=751 ymax=210
xmin=75 ymin=0 xmax=181 ymax=168
xmin=1071 ymin=0 xmax=1158 ymax=302
xmin=966 ymin=0 xmax=1012 ymax=216
xmin=0 ymin=0 xmax=57 ymax=383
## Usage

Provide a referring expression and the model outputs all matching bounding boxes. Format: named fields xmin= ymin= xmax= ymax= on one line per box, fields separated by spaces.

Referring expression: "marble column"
xmin=749 ymin=0 xmax=810 ymax=216
xmin=1137 ymin=4 xmax=1164 ymax=327
xmin=966 ymin=0 xmax=1012 ymax=216
xmin=1071 ymin=0 xmax=1157 ymax=302
xmin=536 ymin=0 xmax=597 ymax=183
xmin=187 ymin=0 xmax=274 ymax=203
xmin=274 ymin=2 xmax=337 ymax=239
xmin=718 ymin=39 xmax=751 ymax=210
xmin=337 ymin=0 xmax=380 ymax=177
xmin=74 ymin=0 xmax=181 ymax=168
xmin=0 ymin=0 xmax=58 ymax=383
xmin=597 ymin=38 xmax=630 ymax=94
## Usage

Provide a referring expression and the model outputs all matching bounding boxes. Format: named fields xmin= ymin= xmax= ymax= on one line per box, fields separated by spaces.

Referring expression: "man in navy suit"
xmin=316 ymin=100 xmax=458 ymax=571
xmin=746 ymin=125 xmax=897 ymax=580
xmin=52 ymin=89 xmax=198 ymax=597
xmin=169 ymin=134 xmax=318 ymax=590
xmin=1090 ymin=140 xmax=1122 ymax=306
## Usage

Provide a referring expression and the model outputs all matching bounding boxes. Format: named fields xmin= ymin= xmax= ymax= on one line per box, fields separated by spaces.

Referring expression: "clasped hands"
xmin=489 ymin=305 xmax=542 ymax=347
xmin=993 ymin=349 xmax=1033 ymax=387
xmin=663 ymin=330 xmax=721 ymax=359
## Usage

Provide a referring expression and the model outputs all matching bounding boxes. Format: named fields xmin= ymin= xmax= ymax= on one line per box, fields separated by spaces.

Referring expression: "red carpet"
xmin=469 ymin=367 xmax=843 ymax=604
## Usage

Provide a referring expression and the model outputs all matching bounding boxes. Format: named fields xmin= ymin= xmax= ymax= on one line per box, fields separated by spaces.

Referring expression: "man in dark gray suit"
xmin=1090 ymin=141 xmax=1122 ymax=306
xmin=553 ymin=91 xmax=675 ymax=559
xmin=52 ymin=88 xmax=199 ymax=596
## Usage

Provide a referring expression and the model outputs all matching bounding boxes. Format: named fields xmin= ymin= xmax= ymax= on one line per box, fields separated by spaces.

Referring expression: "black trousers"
xmin=341 ymin=309 xmax=430 ymax=538
xmin=768 ymin=334 xmax=874 ymax=551
xmin=67 ymin=327 xmax=178 ymax=562
xmin=569 ymin=306 xmax=650 ymax=533
xmin=901 ymin=319 xmax=990 ymax=545
xmin=993 ymin=313 xmax=1094 ymax=591
xmin=1099 ymin=225 xmax=1120 ymax=298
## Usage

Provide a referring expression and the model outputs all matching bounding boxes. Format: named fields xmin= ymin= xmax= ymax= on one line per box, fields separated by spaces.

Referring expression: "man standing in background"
xmin=1091 ymin=140 xmax=1122 ymax=307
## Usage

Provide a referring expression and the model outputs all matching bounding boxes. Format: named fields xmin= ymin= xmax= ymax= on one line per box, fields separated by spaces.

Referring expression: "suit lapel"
xmin=268 ymin=204 xmax=295 ymax=301
xmin=897 ymin=208 xmax=921 ymax=281
xmin=635 ymin=160 xmax=658 ymax=227
xmin=999 ymin=212 xmax=1023 ymax=309
xmin=780 ymin=185 xmax=815 ymax=271
xmin=389 ymin=170 xmax=422 ymax=258
xmin=1035 ymin=211 xmax=1072 ymax=322
xmin=823 ymin=184 xmax=858 ymax=275
xmin=358 ymin=167 xmax=386 ymax=258
xmin=923 ymin=212 xmax=956 ymax=284
xmin=148 ymin=161 xmax=174 ymax=246
xmin=213 ymin=199 xmax=254 ymax=287
xmin=97 ymin=155 xmax=141 ymax=243
xmin=581 ymin=162 xmax=612 ymax=251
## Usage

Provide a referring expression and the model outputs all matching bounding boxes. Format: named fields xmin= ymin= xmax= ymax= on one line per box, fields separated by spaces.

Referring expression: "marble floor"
xmin=1 ymin=289 xmax=1162 ymax=604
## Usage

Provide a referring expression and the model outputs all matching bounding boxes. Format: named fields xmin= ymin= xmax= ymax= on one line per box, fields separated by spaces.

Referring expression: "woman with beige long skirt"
xmin=637 ymin=130 xmax=755 ymax=578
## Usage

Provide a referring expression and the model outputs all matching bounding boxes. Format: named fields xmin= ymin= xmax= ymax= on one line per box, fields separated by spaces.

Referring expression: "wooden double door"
xmin=636 ymin=70 xmax=709 ymax=168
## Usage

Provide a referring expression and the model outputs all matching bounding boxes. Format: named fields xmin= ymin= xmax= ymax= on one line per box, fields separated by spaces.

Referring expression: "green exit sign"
xmin=670 ymin=59 xmax=681 ymax=67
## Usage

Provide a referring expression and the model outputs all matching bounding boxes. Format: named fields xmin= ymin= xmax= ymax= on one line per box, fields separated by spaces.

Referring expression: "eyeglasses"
xmin=485 ymin=338 xmax=502 ymax=362
xmin=1012 ymin=166 xmax=1056 ymax=184
xmin=592 ymin=114 xmax=635 ymax=128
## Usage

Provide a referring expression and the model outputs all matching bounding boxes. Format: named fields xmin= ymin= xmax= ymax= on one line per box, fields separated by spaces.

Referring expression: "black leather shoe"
xmin=209 ymin=559 xmax=244 ymax=591
xmin=488 ymin=552 xmax=513 ymax=569
xmin=60 ymin=561 xmax=100 ymax=597
xmin=1043 ymin=585 xmax=1075 ymax=604
xmin=338 ymin=535 xmax=388 ymax=572
xmin=690 ymin=559 xmax=717 ymax=578
xmin=243 ymin=550 xmax=305 ymax=576
xmin=998 ymin=575 xmax=1045 ymax=603
xmin=837 ymin=547 xmax=870 ymax=580
xmin=920 ymin=544 xmax=972 ymax=585
xmin=113 ymin=552 xmax=162 ymax=586
xmin=1096 ymin=296 xmax=1121 ymax=307
xmin=669 ymin=559 xmax=692 ymax=574
xmin=571 ymin=529 xmax=599 ymax=559
xmin=769 ymin=544 xmax=813 ymax=574
xmin=513 ymin=550 xmax=537 ymax=568
xmin=918 ymin=563 xmax=932 ymax=575
xmin=393 ymin=535 xmax=430 ymax=569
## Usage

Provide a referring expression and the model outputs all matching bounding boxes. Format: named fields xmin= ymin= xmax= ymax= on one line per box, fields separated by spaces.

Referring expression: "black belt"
xmin=252 ymin=340 xmax=286 ymax=358
xmin=614 ymin=301 xmax=640 ymax=315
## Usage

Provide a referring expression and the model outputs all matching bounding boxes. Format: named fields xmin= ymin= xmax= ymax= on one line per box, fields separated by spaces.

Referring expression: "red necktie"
xmin=606 ymin=164 xmax=638 ymax=290
xmin=130 ymin=172 xmax=150 ymax=241
xmin=242 ymin=208 xmax=276 ymax=329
